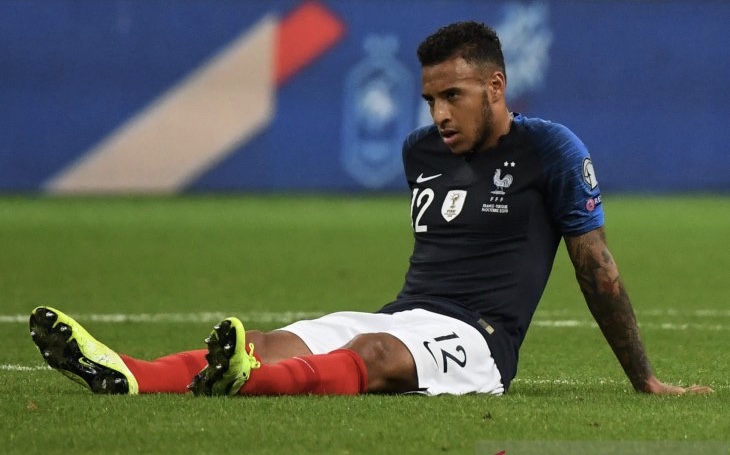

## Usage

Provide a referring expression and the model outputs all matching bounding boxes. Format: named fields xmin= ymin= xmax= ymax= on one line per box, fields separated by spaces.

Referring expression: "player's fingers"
xmin=685 ymin=384 xmax=714 ymax=394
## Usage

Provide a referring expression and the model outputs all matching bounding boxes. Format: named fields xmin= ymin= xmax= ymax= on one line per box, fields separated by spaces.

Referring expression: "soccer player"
xmin=29 ymin=21 xmax=712 ymax=397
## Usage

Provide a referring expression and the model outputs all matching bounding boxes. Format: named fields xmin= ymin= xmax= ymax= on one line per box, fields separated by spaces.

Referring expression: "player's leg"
xmin=245 ymin=329 xmax=312 ymax=362
xmin=190 ymin=312 xmax=419 ymax=396
xmin=120 ymin=330 xmax=311 ymax=393
xmin=189 ymin=315 xmax=368 ymax=396
xmin=212 ymin=308 xmax=505 ymax=396
xmin=343 ymin=332 xmax=418 ymax=393
xmin=119 ymin=350 xmax=207 ymax=393
xmin=30 ymin=305 xmax=214 ymax=394
xmin=29 ymin=306 xmax=317 ymax=394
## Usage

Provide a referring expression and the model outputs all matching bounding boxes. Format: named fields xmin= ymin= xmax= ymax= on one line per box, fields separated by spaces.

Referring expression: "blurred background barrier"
xmin=1 ymin=0 xmax=728 ymax=194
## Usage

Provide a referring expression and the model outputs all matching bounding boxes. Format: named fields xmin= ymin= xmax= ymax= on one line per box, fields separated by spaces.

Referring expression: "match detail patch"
xmin=441 ymin=190 xmax=467 ymax=222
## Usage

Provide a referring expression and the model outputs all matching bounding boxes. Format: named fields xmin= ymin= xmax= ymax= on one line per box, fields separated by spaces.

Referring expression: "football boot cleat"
xmin=29 ymin=306 xmax=138 ymax=395
xmin=188 ymin=317 xmax=260 ymax=396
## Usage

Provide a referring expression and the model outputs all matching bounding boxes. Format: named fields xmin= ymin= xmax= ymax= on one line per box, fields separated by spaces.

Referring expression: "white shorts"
xmin=280 ymin=309 xmax=504 ymax=396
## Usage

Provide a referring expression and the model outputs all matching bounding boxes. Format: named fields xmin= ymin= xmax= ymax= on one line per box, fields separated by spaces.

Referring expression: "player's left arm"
xmin=564 ymin=227 xmax=713 ymax=395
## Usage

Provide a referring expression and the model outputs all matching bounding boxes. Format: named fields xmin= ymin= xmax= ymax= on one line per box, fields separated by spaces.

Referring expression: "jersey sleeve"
xmin=527 ymin=119 xmax=604 ymax=236
xmin=401 ymin=125 xmax=436 ymax=189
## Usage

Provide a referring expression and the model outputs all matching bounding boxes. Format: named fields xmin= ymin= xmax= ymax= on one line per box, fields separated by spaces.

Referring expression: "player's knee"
xmin=347 ymin=333 xmax=390 ymax=367
xmin=245 ymin=329 xmax=266 ymax=355
xmin=246 ymin=329 xmax=265 ymax=345
xmin=345 ymin=333 xmax=417 ymax=393
xmin=247 ymin=329 xmax=312 ymax=363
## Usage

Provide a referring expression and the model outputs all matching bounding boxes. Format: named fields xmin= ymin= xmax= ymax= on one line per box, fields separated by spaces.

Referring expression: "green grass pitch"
xmin=0 ymin=195 xmax=728 ymax=454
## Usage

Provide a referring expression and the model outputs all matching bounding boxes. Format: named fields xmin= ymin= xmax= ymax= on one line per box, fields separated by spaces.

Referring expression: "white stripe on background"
xmin=45 ymin=16 xmax=278 ymax=194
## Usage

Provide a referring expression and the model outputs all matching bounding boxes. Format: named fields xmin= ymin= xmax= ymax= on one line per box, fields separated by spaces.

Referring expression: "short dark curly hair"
xmin=417 ymin=21 xmax=505 ymax=73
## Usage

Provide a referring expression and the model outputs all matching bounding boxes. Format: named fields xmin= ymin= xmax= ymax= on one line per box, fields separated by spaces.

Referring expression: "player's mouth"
xmin=439 ymin=129 xmax=459 ymax=147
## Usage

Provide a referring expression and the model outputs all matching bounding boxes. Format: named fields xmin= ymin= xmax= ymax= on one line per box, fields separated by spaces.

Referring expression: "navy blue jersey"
xmin=378 ymin=114 xmax=604 ymax=389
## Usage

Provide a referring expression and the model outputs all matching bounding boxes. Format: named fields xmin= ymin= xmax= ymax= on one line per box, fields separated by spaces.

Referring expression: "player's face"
xmin=421 ymin=57 xmax=497 ymax=155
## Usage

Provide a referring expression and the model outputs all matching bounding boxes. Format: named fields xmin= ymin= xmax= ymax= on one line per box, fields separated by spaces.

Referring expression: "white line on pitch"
xmin=1 ymin=364 xmax=51 ymax=372
xmin=1 ymin=312 xmax=727 ymax=331
xmin=537 ymin=308 xmax=730 ymax=318
xmin=512 ymin=377 xmax=729 ymax=390
xmin=0 ymin=311 xmax=326 ymax=325
xmin=532 ymin=320 xmax=728 ymax=331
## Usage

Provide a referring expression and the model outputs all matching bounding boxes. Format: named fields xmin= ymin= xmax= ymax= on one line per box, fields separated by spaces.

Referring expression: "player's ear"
xmin=488 ymin=70 xmax=506 ymax=102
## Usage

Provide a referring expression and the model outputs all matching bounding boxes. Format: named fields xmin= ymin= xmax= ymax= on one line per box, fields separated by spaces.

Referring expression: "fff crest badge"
xmin=341 ymin=35 xmax=414 ymax=189
xmin=441 ymin=190 xmax=467 ymax=222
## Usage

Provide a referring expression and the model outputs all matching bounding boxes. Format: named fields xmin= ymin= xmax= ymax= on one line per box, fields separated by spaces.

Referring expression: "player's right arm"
xmin=564 ymin=227 xmax=713 ymax=395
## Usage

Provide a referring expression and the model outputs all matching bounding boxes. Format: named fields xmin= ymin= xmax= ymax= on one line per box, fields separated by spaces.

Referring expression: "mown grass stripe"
xmin=4 ymin=363 xmax=727 ymax=390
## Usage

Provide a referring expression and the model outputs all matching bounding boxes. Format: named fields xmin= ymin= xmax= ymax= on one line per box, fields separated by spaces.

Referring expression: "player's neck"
xmin=478 ymin=108 xmax=513 ymax=153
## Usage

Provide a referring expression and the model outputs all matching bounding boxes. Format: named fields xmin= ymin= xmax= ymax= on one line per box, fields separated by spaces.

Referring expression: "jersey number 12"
xmin=410 ymin=188 xmax=434 ymax=232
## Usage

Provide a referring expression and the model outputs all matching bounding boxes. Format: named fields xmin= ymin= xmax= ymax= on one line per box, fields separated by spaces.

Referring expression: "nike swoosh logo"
xmin=78 ymin=356 xmax=97 ymax=369
xmin=422 ymin=341 xmax=438 ymax=367
xmin=416 ymin=173 xmax=442 ymax=183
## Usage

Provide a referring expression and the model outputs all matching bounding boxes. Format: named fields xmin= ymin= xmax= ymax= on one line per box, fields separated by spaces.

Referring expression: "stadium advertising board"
xmin=1 ymin=0 xmax=728 ymax=193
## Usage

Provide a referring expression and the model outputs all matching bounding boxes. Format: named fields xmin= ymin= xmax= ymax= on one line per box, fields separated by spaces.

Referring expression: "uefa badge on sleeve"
xmin=582 ymin=158 xmax=598 ymax=189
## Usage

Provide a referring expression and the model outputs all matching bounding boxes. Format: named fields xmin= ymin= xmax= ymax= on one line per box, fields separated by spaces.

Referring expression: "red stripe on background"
xmin=275 ymin=1 xmax=345 ymax=86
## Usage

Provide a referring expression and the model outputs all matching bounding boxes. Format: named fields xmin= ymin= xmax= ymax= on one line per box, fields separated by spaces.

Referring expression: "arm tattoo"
xmin=565 ymin=228 xmax=654 ymax=391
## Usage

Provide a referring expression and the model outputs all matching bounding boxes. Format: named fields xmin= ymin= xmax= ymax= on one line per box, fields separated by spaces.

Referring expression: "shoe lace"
xmin=246 ymin=342 xmax=261 ymax=370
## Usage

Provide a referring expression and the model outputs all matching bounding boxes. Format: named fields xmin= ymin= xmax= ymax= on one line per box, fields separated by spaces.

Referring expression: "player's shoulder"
xmin=514 ymin=114 xmax=584 ymax=149
xmin=402 ymin=125 xmax=441 ymax=155
xmin=513 ymin=113 xmax=589 ymax=163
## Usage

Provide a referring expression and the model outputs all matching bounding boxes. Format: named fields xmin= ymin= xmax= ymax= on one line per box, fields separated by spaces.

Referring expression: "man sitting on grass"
xmin=29 ymin=21 xmax=712 ymax=397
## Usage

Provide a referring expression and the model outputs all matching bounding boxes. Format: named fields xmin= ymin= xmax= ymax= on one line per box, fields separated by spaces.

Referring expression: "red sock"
xmin=120 ymin=349 xmax=208 ymax=394
xmin=240 ymin=349 xmax=368 ymax=396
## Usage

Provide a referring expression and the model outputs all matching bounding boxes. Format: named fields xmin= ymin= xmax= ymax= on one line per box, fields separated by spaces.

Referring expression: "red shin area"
xmin=121 ymin=349 xmax=207 ymax=393
xmin=239 ymin=349 xmax=368 ymax=396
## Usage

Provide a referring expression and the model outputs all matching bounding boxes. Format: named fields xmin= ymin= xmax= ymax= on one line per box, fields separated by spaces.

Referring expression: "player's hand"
xmin=642 ymin=376 xmax=714 ymax=395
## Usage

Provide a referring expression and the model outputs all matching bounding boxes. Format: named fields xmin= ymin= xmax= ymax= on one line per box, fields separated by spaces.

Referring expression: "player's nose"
xmin=431 ymin=101 xmax=451 ymax=125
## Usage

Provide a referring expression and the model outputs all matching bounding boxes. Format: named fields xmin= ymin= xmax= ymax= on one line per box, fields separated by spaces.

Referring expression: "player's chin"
xmin=448 ymin=145 xmax=472 ymax=156
xmin=441 ymin=138 xmax=468 ymax=155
